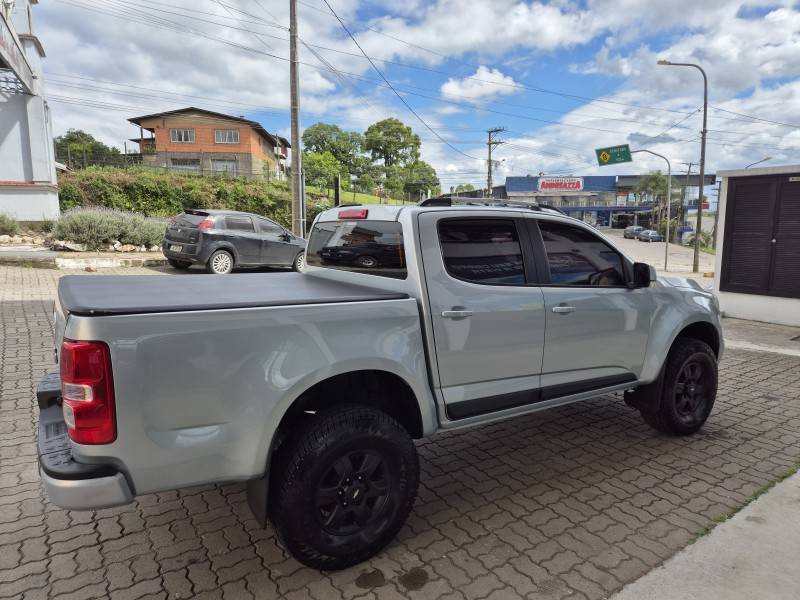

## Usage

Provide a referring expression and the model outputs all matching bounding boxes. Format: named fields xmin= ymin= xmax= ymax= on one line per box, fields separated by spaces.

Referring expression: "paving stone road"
xmin=2 ymin=265 xmax=799 ymax=600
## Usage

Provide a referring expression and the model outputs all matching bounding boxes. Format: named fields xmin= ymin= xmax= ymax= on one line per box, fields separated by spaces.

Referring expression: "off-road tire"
xmin=167 ymin=259 xmax=191 ymax=269
xmin=206 ymin=249 xmax=234 ymax=274
xmin=271 ymin=405 xmax=419 ymax=570
xmin=640 ymin=338 xmax=717 ymax=436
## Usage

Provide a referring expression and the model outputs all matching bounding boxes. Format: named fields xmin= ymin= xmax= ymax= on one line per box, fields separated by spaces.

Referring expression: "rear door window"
xmin=306 ymin=221 xmax=406 ymax=279
xmin=438 ymin=219 xmax=526 ymax=285
xmin=224 ymin=216 xmax=255 ymax=232
xmin=257 ymin=218 xmax=284 ymax=235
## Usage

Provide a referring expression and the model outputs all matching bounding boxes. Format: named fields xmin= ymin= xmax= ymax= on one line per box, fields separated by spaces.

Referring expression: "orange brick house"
xmin=128 ymin=107 xmax=289 ymax=179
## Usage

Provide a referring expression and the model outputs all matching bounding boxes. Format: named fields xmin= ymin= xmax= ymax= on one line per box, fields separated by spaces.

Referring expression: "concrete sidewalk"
xmin=611 ymin=470 xmax=800 ymax=600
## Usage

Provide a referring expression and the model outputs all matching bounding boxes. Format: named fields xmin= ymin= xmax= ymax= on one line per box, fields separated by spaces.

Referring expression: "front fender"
xmin=639 ymin=282 xmax=722 ymax=383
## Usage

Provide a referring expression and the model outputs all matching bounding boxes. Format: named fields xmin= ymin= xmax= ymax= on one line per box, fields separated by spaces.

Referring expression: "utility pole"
xmin=289 ymin=0 xmax=303 ymax=236
xmin=486 ymin=127 xmax=505 ymax=197
xmin=679 ymin=162 xmax=693 ymax=242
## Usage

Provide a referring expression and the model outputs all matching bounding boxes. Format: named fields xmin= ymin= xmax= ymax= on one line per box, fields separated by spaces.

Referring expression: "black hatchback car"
xmin=163 ymin=209 xmax=306 ymax=274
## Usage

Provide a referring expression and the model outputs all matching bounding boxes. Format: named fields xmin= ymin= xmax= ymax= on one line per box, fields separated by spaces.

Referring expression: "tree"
xmin=364 ymin=118 xmax=420 ymax=167
xmin=356 ymin=173 xmax=376 ymax=194
xmin=301 ymin=123 xmax=364 ymax=173
xmin=55 ymin=129 xmax=121 ymax=167
xmin=636 ymin=171 xmax=668 ymax=203
xmin=303 ymin=151 xmax=342 ymax=192
xmin=403 ymin=160 xmax=440 ymax=197
xmin=455 ymin=183 xmax=475 ymax=193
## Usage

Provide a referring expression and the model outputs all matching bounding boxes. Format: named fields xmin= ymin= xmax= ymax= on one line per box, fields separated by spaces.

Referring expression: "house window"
xmin=215 ymin=129 xmax=240 ymax=144
xmin=170 ymin=129 xmax=195 ymax=143
xmin=211 ymin=159 xmax=238 ymax=175
xmin=170 ymin=158 xmax=200 ymax=172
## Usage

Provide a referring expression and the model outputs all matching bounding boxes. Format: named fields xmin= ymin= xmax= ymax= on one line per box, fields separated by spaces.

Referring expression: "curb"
xmin=55 ymin=256 xmax=168 ymax=269
xmin=0 ymin=255 xmax=57 ymax=268
xmin=0 ymin=254 xmax=168 ymax=269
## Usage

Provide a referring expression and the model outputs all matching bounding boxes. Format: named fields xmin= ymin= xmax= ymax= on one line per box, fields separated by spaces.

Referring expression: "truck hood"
xmin=57 ymin=272 xmax=408 ymax=317
xmin=656 ymin=275 xmax=712 ymax=293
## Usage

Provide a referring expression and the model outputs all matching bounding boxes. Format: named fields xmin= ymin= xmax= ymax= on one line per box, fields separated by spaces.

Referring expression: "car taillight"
xmin=60 ymin=340 xmax=116 ymax=445
xmin=338 ymin=209 xmax=368 ymax=219
xmin=198 ymin=218 xmax=214 ymax=231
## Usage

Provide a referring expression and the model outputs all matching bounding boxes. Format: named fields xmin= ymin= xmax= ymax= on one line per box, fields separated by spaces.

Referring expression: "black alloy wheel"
xmin=315 ymin=450 xmax=395 ymax=540
xmin=640 ymin=338 xmax=717 ymax=436
xmin=271 ymin=405 xmax=419 ymax=570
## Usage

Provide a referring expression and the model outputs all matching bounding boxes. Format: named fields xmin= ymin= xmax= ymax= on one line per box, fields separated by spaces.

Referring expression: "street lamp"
xmin=632 ymin=149 xmax=672 ymax=272
xmin=745 ymin=156 xmax=772 ymax=169
xmin=657 ymin=59 xmax=707 ymax=273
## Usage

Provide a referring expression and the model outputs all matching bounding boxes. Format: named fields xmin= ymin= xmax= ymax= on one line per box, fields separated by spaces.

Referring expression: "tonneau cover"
xmin=58 ymin=273 xmax=409 ymax=316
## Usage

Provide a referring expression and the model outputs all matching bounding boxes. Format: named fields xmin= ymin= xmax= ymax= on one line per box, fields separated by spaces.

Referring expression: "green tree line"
xmin=302 ymin=118 xmax=440 ymax=198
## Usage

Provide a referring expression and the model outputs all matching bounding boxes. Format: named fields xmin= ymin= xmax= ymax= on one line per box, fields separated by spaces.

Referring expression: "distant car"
xmin=624 ymin=225 xmax=645 ymax=238
xmin=637 ymin=229 xmax=664 ymax=243
xmin=163 ymin=209 xmax=306 ymax=274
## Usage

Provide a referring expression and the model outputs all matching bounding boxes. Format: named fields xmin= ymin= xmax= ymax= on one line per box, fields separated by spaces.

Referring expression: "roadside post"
xmin=631 ymin=149 xmax=672 ymax=272
xmin=596 ymin=144 xmax=672 ymax=271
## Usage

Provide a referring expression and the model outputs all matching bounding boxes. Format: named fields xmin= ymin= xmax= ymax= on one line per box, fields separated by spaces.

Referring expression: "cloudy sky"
xmin=31 ymin=0 xmax=800 ymax=189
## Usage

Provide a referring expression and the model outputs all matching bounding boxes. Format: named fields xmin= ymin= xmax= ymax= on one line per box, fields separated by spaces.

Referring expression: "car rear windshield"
xmin=306 ymin=220 xmax=407 ymax=280
xmin=173 ymin=212 xmax=208 ymax=227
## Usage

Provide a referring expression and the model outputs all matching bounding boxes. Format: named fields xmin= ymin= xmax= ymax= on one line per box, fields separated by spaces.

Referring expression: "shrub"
xmin=53 ymin=208 xmax=166 ymax=250
xmin=0 ymin=213 xmax=20 ymax=236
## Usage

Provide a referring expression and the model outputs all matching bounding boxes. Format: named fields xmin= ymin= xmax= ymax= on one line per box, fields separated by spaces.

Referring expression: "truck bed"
xmin=58 ymin=272 xmax=409 ymax=316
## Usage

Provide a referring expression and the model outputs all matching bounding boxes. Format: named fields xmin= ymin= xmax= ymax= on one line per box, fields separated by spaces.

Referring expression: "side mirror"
xmin=280 ymin=232 xmax=291 ymax=241
xmin=631 ymin=262 xmax=656 ymax=288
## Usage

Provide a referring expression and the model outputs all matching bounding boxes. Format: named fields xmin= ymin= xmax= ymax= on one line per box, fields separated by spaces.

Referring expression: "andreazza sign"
xmin=537 ymin=177 xmax=584 ymax=192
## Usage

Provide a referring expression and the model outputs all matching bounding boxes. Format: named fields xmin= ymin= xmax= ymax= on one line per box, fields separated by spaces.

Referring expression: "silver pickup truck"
xmin=37 ymin=202 xmax=722 ymax=570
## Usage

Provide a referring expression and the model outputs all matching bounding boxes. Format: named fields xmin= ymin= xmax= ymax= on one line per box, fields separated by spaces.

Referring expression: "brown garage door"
xmin=720 ymin=174 xmax=800 ymax=299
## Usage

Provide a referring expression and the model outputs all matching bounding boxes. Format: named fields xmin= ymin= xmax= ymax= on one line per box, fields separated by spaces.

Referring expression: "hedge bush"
xmin=57 ymin=166 xmax=330 ymax=229
xmin=0 ymin=213 xmax=20 ymax=236
xmin=53 ymin=208 xmax=166 ymax=250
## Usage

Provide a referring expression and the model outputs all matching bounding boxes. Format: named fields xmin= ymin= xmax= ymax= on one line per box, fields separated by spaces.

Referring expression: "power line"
xmin=317 ymin=0 xmax=480 ymax=161
xmin=710 ymin=105 xmax=800 ymax=130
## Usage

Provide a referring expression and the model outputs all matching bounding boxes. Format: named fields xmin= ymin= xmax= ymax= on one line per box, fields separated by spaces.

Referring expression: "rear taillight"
xmin=60 ymin=340 xmax=116 ymax=444
xmin=338 ymin=209 xmax=368 ymax=219
xmin=198 ymin=218 xmax=214 ymax=231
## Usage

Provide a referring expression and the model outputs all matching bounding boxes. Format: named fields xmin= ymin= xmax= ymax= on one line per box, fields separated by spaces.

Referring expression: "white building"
xmin=713 ymin=165 xmax=800 ymax=326
xmin=0 ymin=0 xmax=58 ymax=221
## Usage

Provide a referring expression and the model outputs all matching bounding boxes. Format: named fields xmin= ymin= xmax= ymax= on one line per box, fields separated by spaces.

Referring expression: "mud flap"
xmin=624 ymin=366 xmax=665 ymax=412
xmin=246 ymin=476 xmax=269 ymax=527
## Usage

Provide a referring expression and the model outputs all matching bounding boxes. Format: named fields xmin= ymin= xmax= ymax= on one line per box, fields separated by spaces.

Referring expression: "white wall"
xmin=0 ymin=186 xmax=59 ymax=220
xmin=713 ymin=166 xmax=800 ymax=327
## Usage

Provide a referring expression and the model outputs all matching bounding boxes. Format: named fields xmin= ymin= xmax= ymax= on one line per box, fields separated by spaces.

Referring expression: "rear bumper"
xmin=37 ymin=373 xmax=134 ymax=511
xmin=162 ymin=241 xmax=203 ymax=264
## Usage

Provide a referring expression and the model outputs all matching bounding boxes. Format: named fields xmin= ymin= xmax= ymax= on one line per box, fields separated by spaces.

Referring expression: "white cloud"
xmin=440 ymin=66 xmax=520 ymax=103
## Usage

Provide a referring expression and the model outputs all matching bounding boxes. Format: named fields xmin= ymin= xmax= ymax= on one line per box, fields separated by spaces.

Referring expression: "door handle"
xmin=441 ymin=310 xmax=473 ymax=319
xmin=552 ymin=305 xmax=576 ymax=314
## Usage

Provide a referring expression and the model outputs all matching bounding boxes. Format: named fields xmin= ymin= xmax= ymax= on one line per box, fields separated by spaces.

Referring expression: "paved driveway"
xmin=2 ymin=266 xmax=799 ymax=600
xmin=602 ymin=229 xmax=715 ymax=274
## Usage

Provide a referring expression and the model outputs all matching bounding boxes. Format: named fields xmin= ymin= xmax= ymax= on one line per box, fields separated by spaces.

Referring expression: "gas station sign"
xmin=538 ymin=176 xmax=584 ymax=192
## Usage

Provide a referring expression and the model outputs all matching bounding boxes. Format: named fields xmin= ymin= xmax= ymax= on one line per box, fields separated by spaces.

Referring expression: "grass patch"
xmin=691 ymin=462 xmax=800 ymax=542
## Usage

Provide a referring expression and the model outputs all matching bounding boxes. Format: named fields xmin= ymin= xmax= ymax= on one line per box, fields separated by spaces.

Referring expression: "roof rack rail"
xmin=418 ymin=196 xmax=566 ymax=215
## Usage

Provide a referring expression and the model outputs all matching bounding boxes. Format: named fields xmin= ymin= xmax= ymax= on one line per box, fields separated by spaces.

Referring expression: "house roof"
xmin=128 ymin=107 xmax=290 ymax=148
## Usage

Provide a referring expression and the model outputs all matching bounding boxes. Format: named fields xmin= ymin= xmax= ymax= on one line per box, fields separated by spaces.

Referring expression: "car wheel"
xmin=167 ymin=259 xmax=191 ymax=270
xmin=292 ymin=252 xmax=305 ymax=272
xmin=206 ymin=249 xmax=234 ymax=274
xmin=355 ymin=255 xmax=378 ymax=268
xmin=640 ymin=338 xmax=717 ymax=436
xmin=271 ymin=405 xmax=419 ymax=571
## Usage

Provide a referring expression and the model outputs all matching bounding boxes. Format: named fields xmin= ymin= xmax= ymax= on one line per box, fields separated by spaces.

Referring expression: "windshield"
xmin=306 ymin=220 xmax=407 ymax=279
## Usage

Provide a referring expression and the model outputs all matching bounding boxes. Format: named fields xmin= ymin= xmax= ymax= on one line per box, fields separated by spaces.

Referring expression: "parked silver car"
xmin=37 ymin=202 xmax=722 ymax=570
xmin=637 ymin=229 xmax=664 ymax=242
